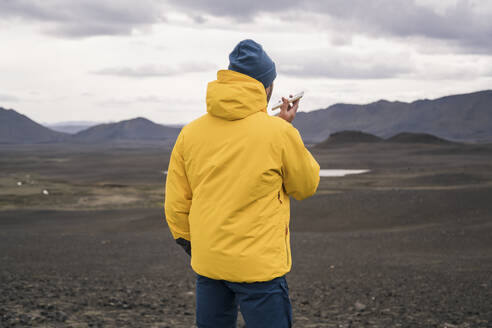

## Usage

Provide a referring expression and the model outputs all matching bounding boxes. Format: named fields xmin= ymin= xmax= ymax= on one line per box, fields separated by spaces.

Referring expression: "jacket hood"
xmin=206 ymin=70 xmax=268 ymax=120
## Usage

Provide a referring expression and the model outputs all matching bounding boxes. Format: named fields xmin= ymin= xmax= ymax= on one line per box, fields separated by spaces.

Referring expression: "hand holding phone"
xmin=277 ymin=93 xmax=301 ymax=123
xmin=271 ymin=91 xmax=304 ymax=110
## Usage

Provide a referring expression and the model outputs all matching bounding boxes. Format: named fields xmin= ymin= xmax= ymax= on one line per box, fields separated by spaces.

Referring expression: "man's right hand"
xmin=278 ymin=95 xmax=299 ymax=123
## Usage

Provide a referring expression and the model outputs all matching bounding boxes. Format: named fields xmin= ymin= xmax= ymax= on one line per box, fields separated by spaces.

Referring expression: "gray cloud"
xmin=411 ymin=62 xmax=490 ymax=81
xmin=0 ymin=0 xmax=163 ymax=38
xmin=97 ymin=95 xmax=198 ymax=107
xmin=192 ymin=15 xmax=207 ymax=24
xmin=5 ymin=0 xmax=491 ymax=52
xmin=168 ymin=0 xmax=492 ymax=52
xmin=0 ymin=93 xmax=20 ymax=102
xmin=92 ymin=62 xmax=217 ymax=78
xmin=277 ymin=51 xmax=413 ymax=79
xmin=98 ymin=95 xmax=166 ymax=106
xmin=282 ymin=62 xmax=409 ymax=80
xmin=278 ymin=48 xmax=492 ymax=81
xmin=97 ymin=98 xmax=134 ymax=107
xmin=168 ymin=1 xmax=294 ymax=20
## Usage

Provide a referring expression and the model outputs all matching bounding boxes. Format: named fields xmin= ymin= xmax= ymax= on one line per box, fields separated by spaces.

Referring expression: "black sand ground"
xmin=1 ymin=142 xmax=492 ymax=327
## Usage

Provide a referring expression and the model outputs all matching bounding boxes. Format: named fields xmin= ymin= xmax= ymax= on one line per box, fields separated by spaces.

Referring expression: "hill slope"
xmin=293 ymin=90 xmax=492 ymax=143
xmin=315 ymin=130 xmax=383 ymax=148
xmin=386 ymin=132 xmax=453 ymax=144
xmin=0 ymin=107 xmax=67 ymax=144
xmin=71 ymin=117 xmax=181 ymax=142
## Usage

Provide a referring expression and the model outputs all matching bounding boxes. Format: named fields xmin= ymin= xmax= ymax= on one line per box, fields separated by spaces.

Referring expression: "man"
xmin=165 ymin=39 xmax=320 ymax=328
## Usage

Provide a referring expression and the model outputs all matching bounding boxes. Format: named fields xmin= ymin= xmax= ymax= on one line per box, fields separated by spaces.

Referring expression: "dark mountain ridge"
xmin=315 ymin=130 xmax=383 ymax=148
xmin=0 ymin=107 xmax=67 ymax=144
xmin=0 ymin=108 xmax=181 ymax=144
xmin=315 ymin=130 xmax=457 ymax=148
xmin=293 ymin=90 xmax=492 ymax=143
xmin=386 ymin=132 xmax=452 ymax=144
xmin=70 ymin=117 xmax=181 ymax=143
xmin=2 ymin=89 xmax=491 ymax=144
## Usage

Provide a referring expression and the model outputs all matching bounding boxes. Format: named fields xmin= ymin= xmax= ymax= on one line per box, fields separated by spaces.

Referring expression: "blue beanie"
xmin=228 ymin=39 xmax=277 ymax=89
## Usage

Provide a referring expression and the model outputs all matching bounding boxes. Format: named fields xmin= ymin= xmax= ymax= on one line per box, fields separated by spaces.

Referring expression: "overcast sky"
xmin=1 ymin=0 xmax=491 ymax=125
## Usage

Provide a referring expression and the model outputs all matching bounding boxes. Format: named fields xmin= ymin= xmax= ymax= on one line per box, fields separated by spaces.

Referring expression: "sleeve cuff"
xmin=170 ymin=229 xmax=190 ymax=241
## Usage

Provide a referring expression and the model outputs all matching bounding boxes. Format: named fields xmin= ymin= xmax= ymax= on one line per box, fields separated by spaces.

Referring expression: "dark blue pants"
xmin=196 ymin=274 xmax=292 ymax=328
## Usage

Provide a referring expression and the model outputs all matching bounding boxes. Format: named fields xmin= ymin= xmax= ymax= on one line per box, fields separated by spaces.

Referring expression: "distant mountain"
xmin=293 ymin=90 xmax=492 ymax=143
xmin=386 ymin=132 xmax=453 ymax=144
xmin=3 ymin=89 xmax=491 ymax=145
xmin=46 ymin=121 xmax=98 ymax=134
xmin=0 ymin=108 xmax=180 ymax=144
xmin=71 ymin=117 xmax=181 ymax=143
xmin=315 ymin=130 xmax=382 ymax=148
xmin=0 ymin=107 xmax=67 ymax=144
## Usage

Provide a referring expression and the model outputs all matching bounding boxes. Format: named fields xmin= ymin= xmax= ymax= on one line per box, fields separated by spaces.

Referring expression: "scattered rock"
xmin=355 ymin=301 xmax=366 ymax=311
xmin=442 ymin=323 xmax=458 ymax=328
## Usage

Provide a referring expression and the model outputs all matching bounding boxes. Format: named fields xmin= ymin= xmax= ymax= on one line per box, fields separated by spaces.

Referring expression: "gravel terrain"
xmin=1 ymin=142 xmax=491 ymax=327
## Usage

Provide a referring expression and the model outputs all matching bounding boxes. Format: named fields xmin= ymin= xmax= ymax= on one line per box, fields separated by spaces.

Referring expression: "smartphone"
xmin=271 ymin=91 xmax=304 ymax=110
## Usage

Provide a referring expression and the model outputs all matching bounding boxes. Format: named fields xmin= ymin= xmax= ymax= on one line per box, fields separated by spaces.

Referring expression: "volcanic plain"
xmin=1 ymin=139 xmax=491 ymax=327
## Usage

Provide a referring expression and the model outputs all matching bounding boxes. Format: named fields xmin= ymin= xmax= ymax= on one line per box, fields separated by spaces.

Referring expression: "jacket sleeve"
xmin=164 ymin=131 xmax=192 ymax=241
xmin=281 ymin=124 xmax=320 ymax=200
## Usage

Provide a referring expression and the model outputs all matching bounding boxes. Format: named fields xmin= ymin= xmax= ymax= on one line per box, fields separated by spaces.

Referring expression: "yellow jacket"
xmin=165 ymin=70 xmax=320 ymax=282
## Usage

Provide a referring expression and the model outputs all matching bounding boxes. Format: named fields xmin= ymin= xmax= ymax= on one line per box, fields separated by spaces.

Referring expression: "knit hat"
xmin=228 ymin=39 xmax=277 ymax=89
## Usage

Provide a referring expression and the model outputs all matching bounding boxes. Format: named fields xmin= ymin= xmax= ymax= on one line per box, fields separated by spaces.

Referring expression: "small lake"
xmin=319 ymin=169 xmax=370 ymax=177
